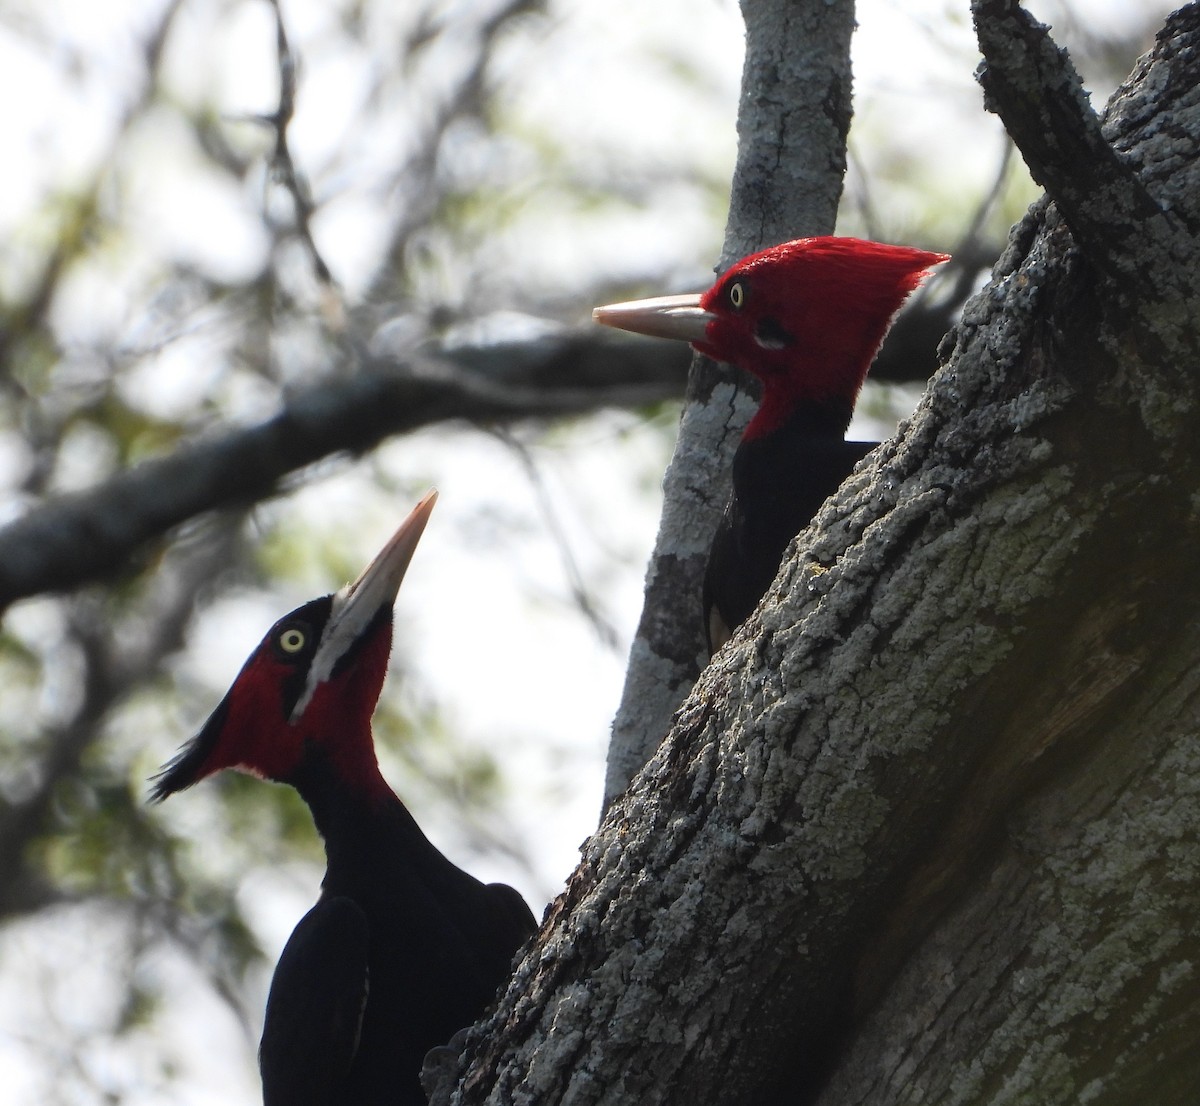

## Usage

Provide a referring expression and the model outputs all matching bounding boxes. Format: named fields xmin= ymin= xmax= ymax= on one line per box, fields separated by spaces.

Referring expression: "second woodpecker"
xmin=595 ymin=236 xmax=948 ymax=653
xmin=152 ymin=492 xmax=536 ymax=1106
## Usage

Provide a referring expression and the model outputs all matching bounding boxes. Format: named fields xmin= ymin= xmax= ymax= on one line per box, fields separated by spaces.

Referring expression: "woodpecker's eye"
xmin=728 ymin=281 xmax=746 ymax=310
xmin=276 ymin=626 xmax=308 ymax=656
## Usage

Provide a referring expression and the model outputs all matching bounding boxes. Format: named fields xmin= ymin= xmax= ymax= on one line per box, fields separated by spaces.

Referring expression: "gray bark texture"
xmin=432 ymin=3 xmax=1200 ymax=1103
xmin=604 ymin=0 xmax=857 ymax=807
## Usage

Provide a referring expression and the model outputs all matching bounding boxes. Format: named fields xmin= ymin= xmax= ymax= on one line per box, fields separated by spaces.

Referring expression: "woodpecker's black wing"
xmin=477 ymin=881 xmax=537 ymax=992
xmin=484 ymin=882 xmax=537 ymax=950
xmin=704 ymin=436 xmax=876 ymax=652
xmin=416 ymin=881 xmax=535 ymax=1103
xmin=260 ymin=895 xmax=370 ymax=1106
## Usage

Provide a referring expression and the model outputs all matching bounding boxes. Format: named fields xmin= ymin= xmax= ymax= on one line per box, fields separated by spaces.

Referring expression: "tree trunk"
xmin=604 ymin=0 xmax=857 ymax=807
xmin=436 ymin=3 xmax=1200 ymax=1103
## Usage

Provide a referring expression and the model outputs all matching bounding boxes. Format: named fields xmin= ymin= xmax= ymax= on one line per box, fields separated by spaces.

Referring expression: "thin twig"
xmin=491 ymin=426 xmax=621 ymax=651
xmin=0 ymin=339 xmax=685 ymax=612
xmin=264 ymin=0 xmax=337 ymax=291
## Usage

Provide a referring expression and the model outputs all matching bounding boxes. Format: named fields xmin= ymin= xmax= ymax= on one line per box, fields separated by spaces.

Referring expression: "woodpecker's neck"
xmin=292 ymin=742 xmax=395 ymax=837
xmin=744 ymin=382 xmax=855 ymax=442
xmin=291 ymin=744 xmax=451 ymax=893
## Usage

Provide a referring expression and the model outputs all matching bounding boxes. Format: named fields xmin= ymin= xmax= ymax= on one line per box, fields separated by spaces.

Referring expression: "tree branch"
xmin=264 ymin=0 xmax=336 ymax=290
xmin=0 ymin=332 xmax=684 ymax=612
xmin=971 ymin=0 xmax=1187 ymax=295
xmin=439 ymin=8 xmax=1200 ymax=1103
xmin=604 ymin=0 xmax=858 ymax=807
xmin=973 ymin=0 xmax=1200 ymax=438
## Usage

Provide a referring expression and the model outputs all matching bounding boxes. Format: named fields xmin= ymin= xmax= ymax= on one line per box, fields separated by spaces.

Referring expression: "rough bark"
xmin=814 ymin=4 xmax=1200 ymax=1100
xmin=435 ymin=6 xmax=1200 ymax=1104
xmin=604 ymin=0 xmax=857 ymax=808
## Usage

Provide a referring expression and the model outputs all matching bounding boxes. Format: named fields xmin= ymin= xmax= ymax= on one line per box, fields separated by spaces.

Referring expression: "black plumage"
xmin=152 ymin=493 xmax=535 ymax=1105
xmin=705 ymin=424 xmax=874 ymax=651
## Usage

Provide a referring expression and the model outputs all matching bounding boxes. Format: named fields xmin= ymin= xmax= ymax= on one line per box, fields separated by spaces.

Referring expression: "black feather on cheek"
xmin=280 ymin=663 xmax=309 ymax=722
xmin=754 ymin=316 xmax=795 ymax=350
xmin=274 ymin=595 xmax=335 ymax=720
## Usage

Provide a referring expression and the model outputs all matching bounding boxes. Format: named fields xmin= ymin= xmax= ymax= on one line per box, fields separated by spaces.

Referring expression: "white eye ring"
xmin=729 ymin=282 xmax=745 ymax=309
xmin=278 ymin=628 xmax=306 ymax=654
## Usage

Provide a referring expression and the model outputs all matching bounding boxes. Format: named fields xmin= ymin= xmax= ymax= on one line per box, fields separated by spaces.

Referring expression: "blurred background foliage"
xmin=0 ymin=0 xmax=1171 ymax=1101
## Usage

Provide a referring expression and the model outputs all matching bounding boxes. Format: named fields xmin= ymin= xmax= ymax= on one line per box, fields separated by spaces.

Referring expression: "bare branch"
xmin=438 ymin=8 xmax=1200 ymax=1103
xmin=605 ymin=0 xmax=862 ymax=807
xmin=264 ymin=0 xmax=337 ymax=291
xmin=0 ymin=331 xmax=685 ymax=612
xmin=369 ymin=0 xmax=548 ymax=300
xmin=971 ymin=0 xmax=1181 ymax=290
xmin=492 ymin=427 xmax=621 ymax=650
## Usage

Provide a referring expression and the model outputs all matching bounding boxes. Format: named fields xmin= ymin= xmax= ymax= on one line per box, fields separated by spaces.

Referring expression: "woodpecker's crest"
xmin=696 ymin=238 xmax=947 ymax=393
xmin=593 ymin=236 xmax=948 ymax=435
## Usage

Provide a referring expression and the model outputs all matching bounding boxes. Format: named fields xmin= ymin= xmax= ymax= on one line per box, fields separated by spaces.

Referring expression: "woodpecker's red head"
xmin=151 ymin=491 xmax=437 ymax=803
xmin=594 ymin=237 xmax=948 ymax=437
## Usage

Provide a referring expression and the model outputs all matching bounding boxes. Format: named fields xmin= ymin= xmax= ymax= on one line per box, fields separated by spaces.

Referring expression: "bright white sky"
xmin=0 ymin=0 xmax=1174 ymax=1102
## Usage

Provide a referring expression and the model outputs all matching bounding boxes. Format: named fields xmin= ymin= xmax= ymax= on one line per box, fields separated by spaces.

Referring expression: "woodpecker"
xmin=152 ymin=491 xmax=535 ymax=1106
xmin=595 ymin=237 xmax=947 ymax=653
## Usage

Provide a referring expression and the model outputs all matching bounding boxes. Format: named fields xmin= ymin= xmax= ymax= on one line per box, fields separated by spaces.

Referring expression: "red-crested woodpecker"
xmin=153 ymin=492 xmax=534 ymax=1106
xmin=596 ymin=237 xmax=948 ymax=652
